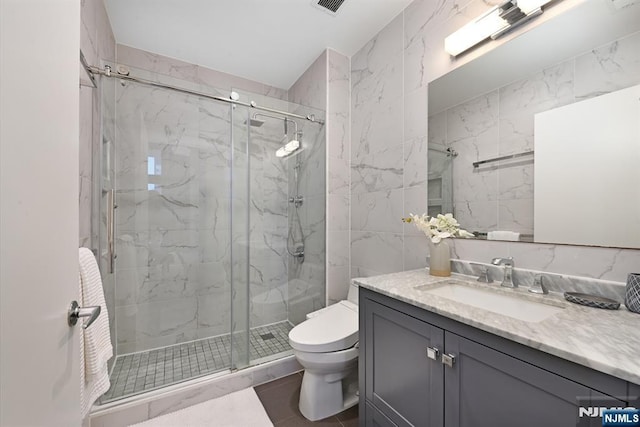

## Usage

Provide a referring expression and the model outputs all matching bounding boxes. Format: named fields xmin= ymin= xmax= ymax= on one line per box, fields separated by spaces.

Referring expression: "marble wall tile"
xmin=327 ymin=266 xmax=350 ymax=304
xmin=350 ymin=265 xmax=386 ymax=280
xmin=80 ymin=0 xmax=98 ymax=65
xmin=453 ymin=200 xmax=498 ymax=234
xmin=499 ymin=61 xmax=575 ymax=118
xmin=115 ymin=297 xmax=198 ymax=353
xmin=497 ymin=198 xmax=534 ymax=234
xmin=197 ymin=292 xmax=232 ymax=337
xmin=351 ymin=231 xmax=403 ymax=275
xmin=117 ymin=45 xmax=199 ymax=82
xmin=351 ymin=99 xmax=404 ymax=194
xmin=288 ymin=52 xmax=327 ymax=110
xmin=404 ymin=86 xmax=428 ymax=142
xmin=497 ymin=163 xmax=534 ymax=201
xmin=404 ymin=184 xmax=428 ymax=236
xmin=574 ymin=31 xmax=640 ymax=100
xmin=450 ymin=238 xmax=640 ymax=284
xmin=287 ymin=51 xmax=328 ymax=314
xmin=351 ymin=189 xmax=404 ymax=233
xmin=328 ymin=49 xmax=351 ymax=179
xmin=403 ymin=234 xmax=430 ymax=271
xmin=96 ymin=0 xmax=115 ymax=62
xmin=404 ymin=136 xmax=428 ymax=188
xmin=328 ymin=231 xmax=350 ymax=269
xmin=352 ymin=15 xmax=404 ymax=108
xmin=328 ymin=154 xmax=350 ymax=195
xmin=328 ymin=193 xmax=350 ymax=232
xmin=111 ymin=62 xmax=303 ymax=352
xmin=79 ymin=0 xmax=115 ymax=250
xmin=428 ymin=110 xmax=447 ymax=146
xmin=348 ymin=0 xmax=639 ymax=302
xmin=288 ymin=266 xmax=326 ymax=325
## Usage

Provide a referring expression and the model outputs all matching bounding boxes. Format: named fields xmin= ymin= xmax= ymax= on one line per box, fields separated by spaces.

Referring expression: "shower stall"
xmin=96 ymin=63 xmax=326 ymax=403
xmin=427 ymin=145 xmax=456 ymax=218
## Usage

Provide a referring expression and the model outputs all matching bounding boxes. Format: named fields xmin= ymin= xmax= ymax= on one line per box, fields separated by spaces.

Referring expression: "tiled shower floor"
xmin=101 ymin=321 xmax=293 ymax=403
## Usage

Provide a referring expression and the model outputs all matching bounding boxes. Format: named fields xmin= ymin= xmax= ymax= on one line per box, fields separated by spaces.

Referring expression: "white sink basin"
xmin=421 ymin=281 xmax=564 ymax=322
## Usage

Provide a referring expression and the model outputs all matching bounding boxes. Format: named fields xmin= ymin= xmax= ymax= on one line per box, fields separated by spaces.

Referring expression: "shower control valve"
xmin=288 ymin=196 xmax=304 ymax=207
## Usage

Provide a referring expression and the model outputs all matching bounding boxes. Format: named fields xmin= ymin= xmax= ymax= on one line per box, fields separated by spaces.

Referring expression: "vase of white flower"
xmin=428 ymin=239 xmax=451 ymax=277
xmin=406 ymin=213 xmax=474 ymax=277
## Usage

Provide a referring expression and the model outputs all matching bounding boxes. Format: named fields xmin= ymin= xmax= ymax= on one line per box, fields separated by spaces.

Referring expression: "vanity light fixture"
xmin=444 ymin=0 xmax=553 ymax=57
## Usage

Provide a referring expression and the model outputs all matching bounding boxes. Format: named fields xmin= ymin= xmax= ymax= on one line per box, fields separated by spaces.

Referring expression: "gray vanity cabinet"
xmin=363 ymin=299 xmax=444 ymax=426
xmin=444 ymin=332 xmax=611 ymax=427
xmin=360 ymin=288 xmax=629 ymax=427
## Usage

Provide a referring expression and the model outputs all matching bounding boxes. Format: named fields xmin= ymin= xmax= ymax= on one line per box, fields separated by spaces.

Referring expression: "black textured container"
xmin=625 ymin=273 xmax=640 ymax=314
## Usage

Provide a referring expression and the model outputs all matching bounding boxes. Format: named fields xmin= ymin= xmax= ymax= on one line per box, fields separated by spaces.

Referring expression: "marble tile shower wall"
xmin=349 ymin=0 xmax=640 ymax=284
xmin=111 ymin=47 xmax=295 ymax=354
xmin=287 ymin=52 xmax=328 ymax=324
xmin=80 ymin=0 xmax=116 ymax=364
xmin=114 ymin=84 xmax=232 ymax=354
xmin=428 ymin=31 xmax=640 ymax=236
xmin=245 ymin=95 xmax=292 ymax=329
xmin=326 ymin=50 xmax=352 ymax=304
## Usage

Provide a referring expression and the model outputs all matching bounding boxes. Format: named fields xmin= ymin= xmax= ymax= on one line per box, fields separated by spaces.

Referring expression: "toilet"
xmin=289 ymin=282 xmax=359 ymax=421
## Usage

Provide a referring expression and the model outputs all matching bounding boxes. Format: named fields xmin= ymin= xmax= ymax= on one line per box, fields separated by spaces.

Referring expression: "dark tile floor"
xmin=255 ymin=372 xmax=358 ymax=426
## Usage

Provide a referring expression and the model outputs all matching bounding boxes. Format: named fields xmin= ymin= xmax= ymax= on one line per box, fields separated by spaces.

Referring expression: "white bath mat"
xmin=129 ymin=388 xmax=273 ymax=427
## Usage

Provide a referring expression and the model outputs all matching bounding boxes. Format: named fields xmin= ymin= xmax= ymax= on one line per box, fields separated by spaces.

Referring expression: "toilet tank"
xmin=347 ymin=281 xmax=359 ymax=305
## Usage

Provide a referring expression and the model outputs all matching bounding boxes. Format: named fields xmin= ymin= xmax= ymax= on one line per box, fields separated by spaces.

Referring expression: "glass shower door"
xmin=98 ymin=67 xmax=251 ymax=402
xmin=230 ymin=103 xmax=251 ymax=371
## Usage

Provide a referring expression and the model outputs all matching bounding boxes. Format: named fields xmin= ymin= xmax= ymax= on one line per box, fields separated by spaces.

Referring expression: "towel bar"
xmin=68 ymin=300 xmax=101 ymax=329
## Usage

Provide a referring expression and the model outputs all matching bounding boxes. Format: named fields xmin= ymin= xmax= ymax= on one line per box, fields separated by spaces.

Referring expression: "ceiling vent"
xmin=313 ymin=0 xmax=346 ymax=15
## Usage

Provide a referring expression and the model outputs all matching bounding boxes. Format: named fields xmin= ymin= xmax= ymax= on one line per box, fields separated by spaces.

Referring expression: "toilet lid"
xmin=289 ymin=302 xmax=358 ymax=353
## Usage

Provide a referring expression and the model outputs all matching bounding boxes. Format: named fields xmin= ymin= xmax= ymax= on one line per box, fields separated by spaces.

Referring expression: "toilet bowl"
xmin=288 ymin=283 xmax=359 ymax=421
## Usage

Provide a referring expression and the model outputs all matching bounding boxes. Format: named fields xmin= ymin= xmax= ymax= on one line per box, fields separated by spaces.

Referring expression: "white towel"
xmin=487 ymin=230 xmax=521 ymax=241
xmin=79 ymin=247 xmax=113 ymax=417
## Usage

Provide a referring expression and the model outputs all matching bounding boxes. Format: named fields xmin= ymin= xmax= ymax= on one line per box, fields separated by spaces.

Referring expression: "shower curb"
xmin=88 ymin=356 xmax=302 ymax=427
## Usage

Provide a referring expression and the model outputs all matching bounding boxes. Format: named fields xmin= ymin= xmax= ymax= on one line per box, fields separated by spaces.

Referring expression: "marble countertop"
xmin=354 ymin=269 xmax=640 ymax=385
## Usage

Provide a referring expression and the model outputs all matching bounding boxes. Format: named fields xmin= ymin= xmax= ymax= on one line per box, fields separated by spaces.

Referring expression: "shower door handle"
xmin=105 ymin=188 xmax=116 ymax=273
xmin=68 ymin=300 xmax=101 ymax=329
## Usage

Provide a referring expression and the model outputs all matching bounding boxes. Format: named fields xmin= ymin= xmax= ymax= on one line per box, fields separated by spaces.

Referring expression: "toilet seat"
xmin=289 ymin=301 xmax=358 ymax=353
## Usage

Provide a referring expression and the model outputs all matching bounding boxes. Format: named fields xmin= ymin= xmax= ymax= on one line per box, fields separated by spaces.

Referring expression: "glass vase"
xmin=428 ymin=239 xmax=451 ymax=277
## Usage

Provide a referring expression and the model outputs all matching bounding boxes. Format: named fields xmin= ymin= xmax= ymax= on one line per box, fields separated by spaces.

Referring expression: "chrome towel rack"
xmin=473 ymin=150 xmax=534 ymax=168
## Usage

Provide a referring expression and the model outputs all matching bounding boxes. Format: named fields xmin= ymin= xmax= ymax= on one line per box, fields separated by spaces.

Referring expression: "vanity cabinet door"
xmin=364 ymin=300 xmax=444 ymax=427
xmin=443 ymin=332 xmax=611 ymax=427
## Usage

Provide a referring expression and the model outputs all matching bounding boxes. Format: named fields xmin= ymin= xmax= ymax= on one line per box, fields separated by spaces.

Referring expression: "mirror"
xmin=427 ymin=0 xmax=640 ymax=249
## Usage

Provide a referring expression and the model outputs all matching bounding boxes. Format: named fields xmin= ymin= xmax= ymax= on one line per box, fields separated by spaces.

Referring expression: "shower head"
xmin=276 ymin=138 xmax=301 ymax=158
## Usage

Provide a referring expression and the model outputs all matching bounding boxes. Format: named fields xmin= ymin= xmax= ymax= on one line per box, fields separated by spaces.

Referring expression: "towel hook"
xmin=68 ymin=300 xmax=101 ymax=329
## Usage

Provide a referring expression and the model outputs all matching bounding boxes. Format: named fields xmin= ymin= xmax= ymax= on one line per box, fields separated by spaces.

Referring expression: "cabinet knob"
xmin=426 ymin=346 xmax=440 ymax=361
xmin=442 ymin=353 xmax=456 ymax=368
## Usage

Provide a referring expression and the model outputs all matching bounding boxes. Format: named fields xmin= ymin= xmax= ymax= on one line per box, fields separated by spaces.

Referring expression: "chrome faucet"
xmin=529 ymin=274 xmax=548 ymax=294
xmin=474 ymin=265 xmax=493 ymax=283
xmin=491 ymin=257 xmax=515 ymax=288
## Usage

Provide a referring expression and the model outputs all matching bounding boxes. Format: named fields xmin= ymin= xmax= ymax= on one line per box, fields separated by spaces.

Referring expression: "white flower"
xmin=408 ymin=213 xmax=474 ymax=244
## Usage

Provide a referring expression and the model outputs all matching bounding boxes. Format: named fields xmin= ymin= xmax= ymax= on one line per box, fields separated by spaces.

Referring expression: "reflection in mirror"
xmin=427 ymin=146 xmax=456 ymax=218
xmin=427 ymin=0 xmax=640 ymax=249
